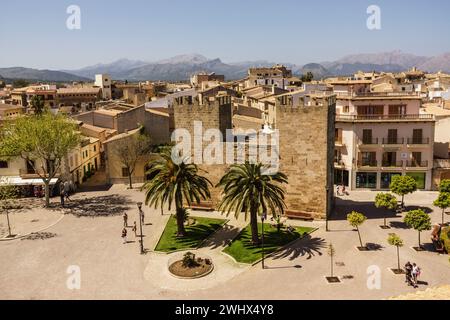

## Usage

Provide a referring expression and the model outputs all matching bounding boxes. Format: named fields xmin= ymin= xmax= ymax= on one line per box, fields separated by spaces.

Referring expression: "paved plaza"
xmin=0 ymin=185 xmax=449 ymax=300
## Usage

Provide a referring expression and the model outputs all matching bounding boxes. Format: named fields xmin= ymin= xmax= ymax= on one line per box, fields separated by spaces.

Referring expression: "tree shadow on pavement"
xmin=332 ymin=198 xmax=433 ymax=221
xmin=270 ymin=235 xmax=326 ymax=261
xmin=49 ymin=194 xmax=134 ymax=217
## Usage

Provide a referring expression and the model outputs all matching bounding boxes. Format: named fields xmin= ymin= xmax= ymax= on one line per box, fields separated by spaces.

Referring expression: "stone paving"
xmin=0 ymin=185 xmax=449 ymax=300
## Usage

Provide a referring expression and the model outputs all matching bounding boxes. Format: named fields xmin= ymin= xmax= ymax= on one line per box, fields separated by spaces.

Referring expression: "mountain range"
xmin=2 ymin=51 xmax=450 ymax=83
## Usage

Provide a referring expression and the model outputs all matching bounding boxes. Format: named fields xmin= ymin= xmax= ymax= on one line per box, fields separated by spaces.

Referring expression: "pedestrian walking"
xmin=140 ymin=210 xmax=145 ymax=225
xmin=122 ymin=228 xmax=127 ymax=244
xmin=123 ymin=213 xmax=128 ymax=227
xmin=132 ymin=221 xmax=137 ymax=237
xmin=64 ymin=180 xmax=71 ymax=201
xmin=412 ymin=263 xmax=421 ymax=288
xmin=59 ymin=184 xmax=65 ymax=207
xmin=404 ymin=262 xmax=413 ymax=286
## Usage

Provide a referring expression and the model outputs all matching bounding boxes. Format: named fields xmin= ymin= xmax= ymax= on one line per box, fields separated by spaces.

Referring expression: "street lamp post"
xmin=261 ymin=212 xmax=267 ymax=269
xmin=137 ymin=202 xmax=145 ymax=255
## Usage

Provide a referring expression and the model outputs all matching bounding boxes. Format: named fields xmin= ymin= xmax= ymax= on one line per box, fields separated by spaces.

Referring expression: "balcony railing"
xmin=381 ymin=161 xmax=404 ymax=168
xmin=406 ymin=161 xmax=428 ymax=168
xmin=361 ymin=138 xmax=379 ymax=145
xmin=336 ymin=114 xmax=434 ymax=122
xmin=382 ymin=138 xmax=405 ymax=145
xmin=407 ymin=138 xmax=430 ymax=145
xmin=357 ymin=160 xmax=378 ymax=167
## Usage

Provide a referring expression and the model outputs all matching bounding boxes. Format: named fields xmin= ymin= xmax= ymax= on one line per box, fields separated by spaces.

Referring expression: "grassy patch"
xmin=155 ymin=215 xmax=227 ymax=252
xmin=223 ymin=223 xmax=316 ymax=264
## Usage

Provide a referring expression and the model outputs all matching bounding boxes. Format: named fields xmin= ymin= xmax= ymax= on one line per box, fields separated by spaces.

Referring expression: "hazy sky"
xmin=1 ymin=0 xmax=449 ymax=69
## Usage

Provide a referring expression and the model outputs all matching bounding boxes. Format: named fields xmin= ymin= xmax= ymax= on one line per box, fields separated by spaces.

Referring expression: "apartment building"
xmin=190 ymin=72 xmax=225 ymax=87
xmin=246 ymin=65 xmax=292 ymax=89
xmin=66 ymin=136 xmax=101 ymax=186
xmin=56 ymin=87 xmax=102 ymax=110
xmin=334 ymin=92 xmax=435 ymax=190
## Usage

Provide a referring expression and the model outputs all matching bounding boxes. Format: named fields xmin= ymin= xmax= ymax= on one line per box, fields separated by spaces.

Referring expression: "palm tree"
xmin=217 ymin=162 xmax=288 ymax=244
xmin=141 ymin=148 xmax=212 ymax=237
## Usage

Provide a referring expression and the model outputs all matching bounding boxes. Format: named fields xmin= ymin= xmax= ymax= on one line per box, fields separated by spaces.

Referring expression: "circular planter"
xmin=168 ymin=253 xmax=214 ymax=279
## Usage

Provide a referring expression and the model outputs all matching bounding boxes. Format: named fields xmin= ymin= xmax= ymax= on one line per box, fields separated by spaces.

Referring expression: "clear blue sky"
xmin=1 ymin=0 xmax=449 ymax=69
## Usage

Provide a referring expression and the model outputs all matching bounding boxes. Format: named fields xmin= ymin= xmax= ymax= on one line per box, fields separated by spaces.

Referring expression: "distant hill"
xmin=4 ymin=51 xmax=450 ymax=83
xmin=0 ymin=67 xmax=90 ymax=82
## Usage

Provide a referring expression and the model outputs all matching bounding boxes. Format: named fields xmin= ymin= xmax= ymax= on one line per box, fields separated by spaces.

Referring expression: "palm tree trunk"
xmin=396 ymin=245 xmax=400 ymax=271
xmin=401 ymin=195 xmax=404 ymax=208
xmin=176 ymin=206 xmax=186 ymax=237
xmin=250 ymin=207 xmax=260 ymax=245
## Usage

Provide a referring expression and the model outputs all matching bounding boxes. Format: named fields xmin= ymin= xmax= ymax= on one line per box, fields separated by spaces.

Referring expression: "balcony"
xmin=406 ymin=160 xmax=428 ymax=168
xmin=407 ymin=138 xmax=430 ymax=145
xmin=381 ymin=161 xmax=404 ymax=168
xmin=434 ymin=159 xmax=450 ymax=169
xmin=382 ymin=138 xmax=405 ymax=145
xmin=360 ymin=138 xmax=379 ymax=146
xmin=357 ymin=160 xmax=378 ymax=168
xmin=336 ymin=114 xmax=434 ymax=122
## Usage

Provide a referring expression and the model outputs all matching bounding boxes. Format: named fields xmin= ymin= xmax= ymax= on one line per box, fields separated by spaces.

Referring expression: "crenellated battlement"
xmin=173 ymin=94 xmax=232 ymax=110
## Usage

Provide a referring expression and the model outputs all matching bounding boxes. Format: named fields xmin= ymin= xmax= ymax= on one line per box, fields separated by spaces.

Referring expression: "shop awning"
xmin=0 ymin=176 xmax=59 ymax=186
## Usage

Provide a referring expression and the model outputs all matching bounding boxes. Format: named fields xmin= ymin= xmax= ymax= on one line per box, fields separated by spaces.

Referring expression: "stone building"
xmin=274 ymin=93 xmax=336 ymax=219
xmin=170 ymin=92 xmax=335 ymax=220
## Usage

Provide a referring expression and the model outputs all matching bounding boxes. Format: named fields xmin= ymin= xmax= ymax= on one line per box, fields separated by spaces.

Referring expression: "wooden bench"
xmin=188 ymin=201 xmax=215 ymax=212
xmin=284 ymin=210 xmax=314 ymax=221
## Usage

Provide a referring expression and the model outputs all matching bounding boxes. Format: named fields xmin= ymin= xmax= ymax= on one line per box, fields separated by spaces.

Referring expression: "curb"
xmin=0 ymin=213 xmax=65 ymax=242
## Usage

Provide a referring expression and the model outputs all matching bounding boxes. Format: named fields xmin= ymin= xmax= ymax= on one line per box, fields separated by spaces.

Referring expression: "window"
xmin=382 ymin=152 xmax=398 ymax=167
xmin=122 ymin=167 xmax=130 ymax=177
xmin=360 ymin=152 xmax=376 ymax=166
xmin=343 ymin=106 xmax=349 ymax=113
xmin=389 ymin=105 xmax=406 ymax=115
xmin=357 ymin=105 xmax=383 ymax=115
xmin=0 ymin=160 xmax=8 ymax=168
xmin=412 ymin=152 xmax=422 ymax=167
xmin=381 ymin=172 xmax=402 ymax=189
xmin=387 ymin=129 xmax=398 ymax=144
xmin=362 ymin=129 xmax=373 ymax=144
xmin=356 ymin=172 xmax=377 ymax=189
xmin=406 ymin=172 xmax=426 ymax=190
xmin=412 ymin=129 xmax=423 ymax=144
xmin=334 ymin=169 xmax=349 ymax=187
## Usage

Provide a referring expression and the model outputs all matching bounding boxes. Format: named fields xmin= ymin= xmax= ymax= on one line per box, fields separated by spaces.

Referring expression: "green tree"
xmin=113 ymin=130 xmax=151 ymax=189
xmin=12 ymin=79 xmax=29 ymax=88
xmin=347 ymin=211 xmax=367 ymax=248
xmin=387 ymin=233 xmax=404 ymax=271
xmin=301 ymin=72 xmax=314 ymax=82
xmin=217 ymin=163 xmax=288 ymax=244
xmin=30 ymin=96 xmax=45 ymax=116
xmin=375 ymin=192 xmax=398 ymax=228
xmin=0 ymin=183 xmax=19 ymax=238
xmin=439 ymin=179 xmax=450 ymax=193
xmin=404 ymin=209 xmax=432 ymax=248
xmin=434 ymin=192 xmax=450 ymax=225
xmin=0 ymin=112 xmax=81 ymax=207
xmin=141 ymin=148 xmax=211 ymax=237
xmin=389 ymin=175 xmax=417 ymax=208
